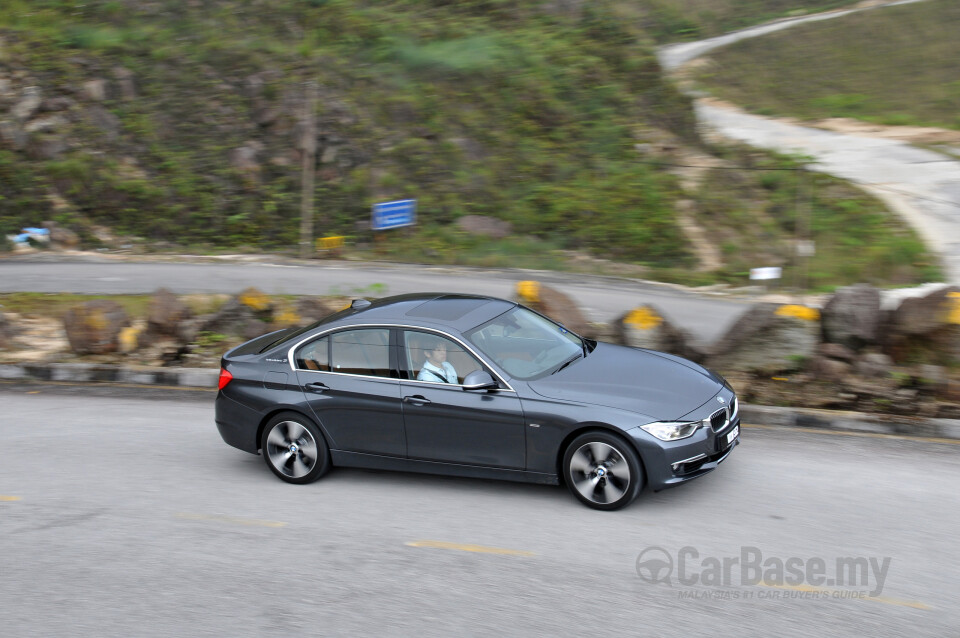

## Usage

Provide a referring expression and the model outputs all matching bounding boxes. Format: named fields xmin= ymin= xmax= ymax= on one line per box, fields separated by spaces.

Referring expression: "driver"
xmin=418 ymin=337 xmax=458 ymax=384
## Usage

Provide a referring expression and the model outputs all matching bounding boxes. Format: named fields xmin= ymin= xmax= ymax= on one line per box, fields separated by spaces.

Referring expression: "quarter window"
xmin=330 ymin=329 xmax=392 ymax=378
xmin=295 ymin=336 xmax=329 ymax=371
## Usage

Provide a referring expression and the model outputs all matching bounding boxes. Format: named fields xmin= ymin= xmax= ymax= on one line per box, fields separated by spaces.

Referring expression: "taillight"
xmin=218 ymin=368 xmax=233 ymax=390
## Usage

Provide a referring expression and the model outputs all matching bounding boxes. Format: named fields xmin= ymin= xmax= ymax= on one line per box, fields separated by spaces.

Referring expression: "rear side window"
xmin=330 ymin=329 xmax=391 ymax=378
xmin=295 ymin=336 xmax=329 ymax=371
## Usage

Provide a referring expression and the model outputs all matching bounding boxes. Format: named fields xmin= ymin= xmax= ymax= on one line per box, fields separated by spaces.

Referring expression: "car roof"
xmin=338 ymin=293 xmax=516 ymax=332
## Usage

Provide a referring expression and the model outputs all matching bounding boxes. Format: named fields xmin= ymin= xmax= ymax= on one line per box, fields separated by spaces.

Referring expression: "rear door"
xmin=293 ymin=328 xmax=406 ymax=458
xmin=399 ymin=330 xmax=525 ymax=469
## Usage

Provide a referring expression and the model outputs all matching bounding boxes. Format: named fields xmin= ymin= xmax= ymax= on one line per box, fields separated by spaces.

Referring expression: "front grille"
xmin=708 ymin=408 xmax=728 ymax=431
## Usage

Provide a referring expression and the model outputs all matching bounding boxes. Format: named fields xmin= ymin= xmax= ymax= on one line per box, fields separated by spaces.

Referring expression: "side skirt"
xmin=330 ymin=450 xmax=559 ymax=486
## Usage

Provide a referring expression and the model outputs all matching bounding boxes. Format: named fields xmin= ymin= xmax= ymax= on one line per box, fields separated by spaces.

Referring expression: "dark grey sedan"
xmin=215 ymin=293 xmax=739 ymax=510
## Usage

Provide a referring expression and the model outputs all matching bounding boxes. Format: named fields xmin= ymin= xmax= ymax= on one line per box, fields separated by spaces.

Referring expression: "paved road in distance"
xmin=0 ymin=256 xmax=752 ymax=347
xmin=0 ymin=386 xmax=955 ymax=637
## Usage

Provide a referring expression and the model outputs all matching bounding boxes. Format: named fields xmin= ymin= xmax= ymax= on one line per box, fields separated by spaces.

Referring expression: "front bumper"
xmin=631 ymin=417 xmax=740 ymax=491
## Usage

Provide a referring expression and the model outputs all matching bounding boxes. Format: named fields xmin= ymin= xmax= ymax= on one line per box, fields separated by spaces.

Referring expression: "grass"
xmin=692 ymin=0 xmax=960 ymax=130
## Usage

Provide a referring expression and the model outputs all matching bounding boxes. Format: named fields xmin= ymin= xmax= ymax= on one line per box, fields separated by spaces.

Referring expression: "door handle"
xmin=305 ymin=382 xmax=329 ymax=393
xmin=403 ymin=395 xmax=431 ymax=405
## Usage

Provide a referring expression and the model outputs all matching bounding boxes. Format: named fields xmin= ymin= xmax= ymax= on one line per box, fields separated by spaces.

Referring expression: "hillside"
xmin=691 ymin=0 xmax=960 ymax=130
xmin=0 ymin=0 xmax=939 ymax=289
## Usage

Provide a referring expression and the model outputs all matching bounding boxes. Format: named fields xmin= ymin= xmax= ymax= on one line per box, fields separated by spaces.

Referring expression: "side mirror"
xmin=462 ymin=370 xmax=498 ymax=391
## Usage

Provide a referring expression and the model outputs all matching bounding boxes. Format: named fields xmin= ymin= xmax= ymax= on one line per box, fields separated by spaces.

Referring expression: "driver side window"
xmin=403 ymin=331 xmax=482 ymax=385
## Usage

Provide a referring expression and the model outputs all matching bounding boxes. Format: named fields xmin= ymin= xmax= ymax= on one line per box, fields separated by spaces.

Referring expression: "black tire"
xmin=562 ymin=431 xmax=643 ymax=511
xmin=260 ymin=412 xmax=331 ymax=484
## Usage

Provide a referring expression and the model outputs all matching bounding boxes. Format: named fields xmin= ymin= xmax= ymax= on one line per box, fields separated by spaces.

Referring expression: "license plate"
xmin=725 ymin=426 xmax=739 ymax=447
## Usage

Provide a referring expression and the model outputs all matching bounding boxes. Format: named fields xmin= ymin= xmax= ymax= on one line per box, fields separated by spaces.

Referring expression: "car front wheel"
xmin=261 ymin=412 xmax=330 ymax=484
xmin=563 ymin=431 xmax=643 ymax=510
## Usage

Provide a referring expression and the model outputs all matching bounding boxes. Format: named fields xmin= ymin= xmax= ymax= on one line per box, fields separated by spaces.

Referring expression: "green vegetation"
xmin=0 ymin=0 xmax=941 ymax=289
xmin=690 ymin=148 xmax=941 ymax=290
xmin=635 ymin=0 xmax=859 ymax=42
xmin=693 ymin=0 xmax=960 ymax=130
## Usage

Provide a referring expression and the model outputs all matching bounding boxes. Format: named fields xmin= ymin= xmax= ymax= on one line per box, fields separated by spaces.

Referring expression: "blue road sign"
xmin=371 ymin=199 xmax=417 ymax=231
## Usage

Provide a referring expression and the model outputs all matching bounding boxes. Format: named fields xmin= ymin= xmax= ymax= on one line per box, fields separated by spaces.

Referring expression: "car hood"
xmin=527 ymin=343 xmax=723 ymax=421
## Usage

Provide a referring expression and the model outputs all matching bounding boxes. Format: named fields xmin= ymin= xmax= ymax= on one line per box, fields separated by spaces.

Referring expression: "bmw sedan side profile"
xmin=215 ymin=293 xmax=739 ymax=510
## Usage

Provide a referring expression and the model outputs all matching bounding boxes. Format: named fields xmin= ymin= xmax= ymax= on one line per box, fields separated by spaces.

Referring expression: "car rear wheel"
xmin=563 ymin=431 xmax=643 ymax=511
xmin=261 ymin=412 xmax=330 ymax=484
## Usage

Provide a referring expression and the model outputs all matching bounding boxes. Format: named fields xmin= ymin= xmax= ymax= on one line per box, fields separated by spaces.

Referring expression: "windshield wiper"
xmin=552 ymin=353 xmax=583 ymax=375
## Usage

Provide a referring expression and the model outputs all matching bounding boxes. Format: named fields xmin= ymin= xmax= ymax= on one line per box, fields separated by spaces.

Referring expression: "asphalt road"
xmin=657 ymin=0 xmax=960 ymax=283
xmin=0 ymin=256 xmax=752 ymax=347
xmin=0 ymin=385 xmax=956 ymax=637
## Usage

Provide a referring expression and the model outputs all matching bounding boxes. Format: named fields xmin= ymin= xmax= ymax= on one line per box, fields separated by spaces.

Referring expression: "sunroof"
xmin=405 ymin=296 xmax=491 ymax=321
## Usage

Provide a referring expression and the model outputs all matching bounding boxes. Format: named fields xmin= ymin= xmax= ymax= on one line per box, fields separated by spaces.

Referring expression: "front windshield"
xmin=464 ymin=307 xmax=584 ymax=380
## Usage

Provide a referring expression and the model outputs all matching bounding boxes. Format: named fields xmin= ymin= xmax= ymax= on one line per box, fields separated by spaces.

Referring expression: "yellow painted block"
xmin=119 ymin=325 xmax=144 ymax=353
xmin=624 ymin=307 xmax=662 ymax=330
xmin=947 ymin=292 xmax=960 ymax=325
xmin=316 ymin=236 xmax=345 ymax=250
xmin=238 ymin=288 xmax=271 ymax=311
xmin=775 ymin=305 xmax=820 ymax=321
xmin=516 ymin=280 xmax=540 ymax=303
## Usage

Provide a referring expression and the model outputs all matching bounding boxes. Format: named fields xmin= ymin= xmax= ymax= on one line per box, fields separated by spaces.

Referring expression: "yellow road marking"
xmin=0 ymin=495 xmax=22 ymax=501
xmin=406 ymin=540 xmax=535 ymax=557
xmin=742 ymin=423 xmax=960 ymax=445
xmin=26 ymin=390 xmax=40 ymax=394
xmin=176 ymin=513 xmax=287 ymax=528
xmin=758 ymin=582 xmax=931 ymax=610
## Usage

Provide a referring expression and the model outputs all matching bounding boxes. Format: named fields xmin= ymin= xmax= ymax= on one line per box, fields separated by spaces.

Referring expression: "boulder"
xmin=807 ymin=356 xmax=852 ymax=383
xmin=0 ymin=313 xmax=19 ymax=350
xmin=297 ymin=297 xmax=340 ymax=323
xmin=42 ymin=221 xmax=80 ymax=249
xmin=883 ymin=286 xmax=960 ymax=365
xmin=80 ymin=78 xmax=107 ymax=102
xmin=456 ymin=215 xmax=513 ymax=240
xmin=201 ymin=288 xmax=273 ymax=339
xmin=821 ymin=284 xmax=881 ymax=350
xmin=707 ymin=304 xmax=820 ymax=375
xmin=514 ymin=281 xmax=593 ymax=338
xmin=12 ymin=86 xmax=41 ymax=121
xmin=146 ymin=288 xmax=193 ymax=339
xmin=112 ymin=66 xmax=136 ymax=100
xmin=615 ymin=304 xmax=696 ymax=360
xmin=63 ymin=300 xmax=130 ymax=354
xmin=817 ymin=342 xmax=855 ymax=362
xmin=853 ymin=352 xmax=893 ymax=378
xmin=0 ymin=120 xmax=26 ymax=150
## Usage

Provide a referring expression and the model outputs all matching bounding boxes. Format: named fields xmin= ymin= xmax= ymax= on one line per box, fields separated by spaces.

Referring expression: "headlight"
xmin=640 ymin=421 xmax=701 ymax=442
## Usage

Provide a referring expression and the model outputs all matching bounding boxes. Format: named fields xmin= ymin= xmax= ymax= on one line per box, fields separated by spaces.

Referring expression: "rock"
xmin=63 ymin=300 xmax=130 ymax=354
xmin=821 ymin=284 xmax=881 ymax=350
xmin=883 ymin=286 xmax=960 ymax=365
xmin=42 ymin=221 xmax=80 ymax=249
xmin=456 ymin=215 xmax=513 ymax=240
xmin=297 ymin=297 xmax=339 ymax=323
xmin=85 ymin=106 xmax=120 ymax=142
xmin=707 ymin=304 xmax=820 ymax=375
xmin=25 ymin=135 xmax=67 ymax=160
xmin=40 ymin=96 xmax=76 ymax=112
xmin=0 ymin=120 xmax=26 ymax=150
xmin=854 ymin=352 xmax=894 ymax=378
xmin=808 ymin=356 xmax=852 ymax=383
xmin=514 ymin=281 xmax=593 ymax=339
xmin=915 ymin=364 xmax=947 ymax=391
xmin=201 ymin=288 xmax=273 ymax=338
xmin=80 ymin=78 xmax=108 ymax=102
xmin=146 ymin=288 xmax=193 ymax=339
xmin=0 ymin=312 xmax=20 ymax=350
xmin=112 ymin=66 xmax=136 ymax=100
xmin=230 ymin=142 xmax=263 ymax=184
xmin=817 ymin=342 xmax=855 ymax=362
xmin=616 ymin=304 xmax=696 ymax=360
xmin=12 ymin=86 xmax=42 ymax=120
xmin=24 ymin=115 xmax=68 ymax=134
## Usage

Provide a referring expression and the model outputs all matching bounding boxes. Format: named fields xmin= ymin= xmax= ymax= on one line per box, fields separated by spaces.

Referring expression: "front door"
xmin=399 ymin=330 xmax=525 ymax=469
